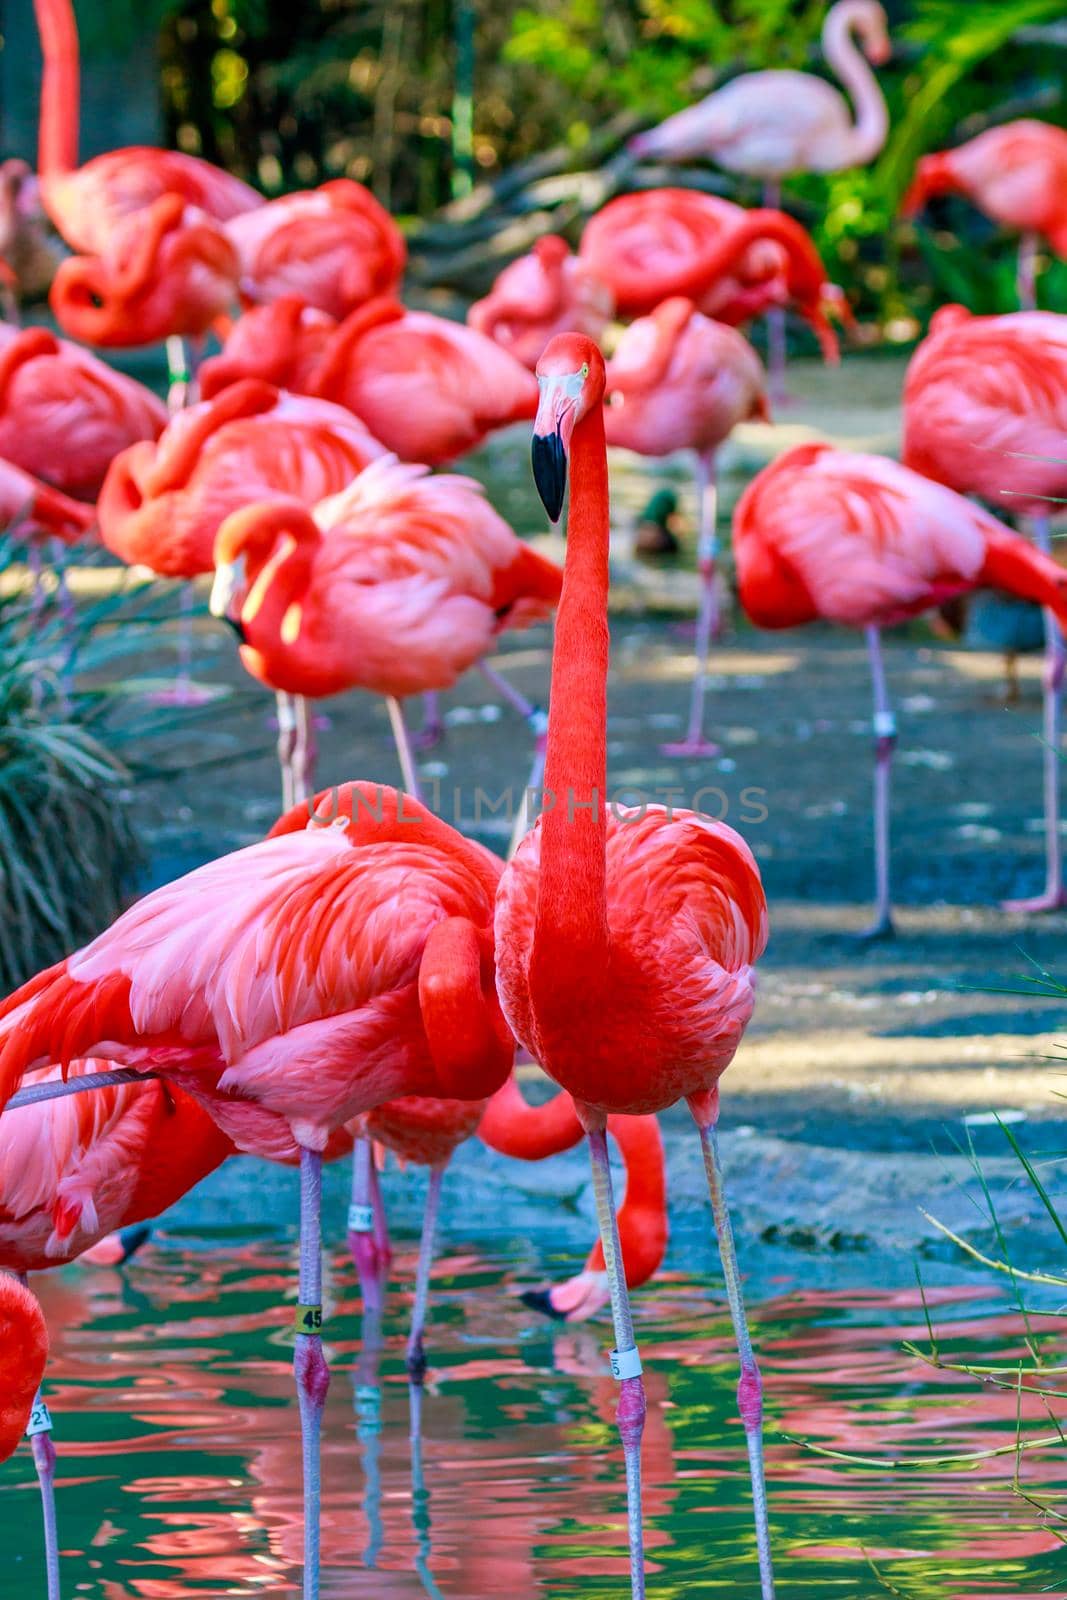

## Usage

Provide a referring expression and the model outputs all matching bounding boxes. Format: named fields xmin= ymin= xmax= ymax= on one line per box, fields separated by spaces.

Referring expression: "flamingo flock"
xmin=1 ymin=0 xmax=1067 ymax=1596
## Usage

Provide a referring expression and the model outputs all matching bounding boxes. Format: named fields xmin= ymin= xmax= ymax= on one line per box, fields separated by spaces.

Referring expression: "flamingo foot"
xmin=1001 ymin=886 xmax=1067 ymax=914
xmin=659 ymin=735 xmax=721 ymax=758
xmin=851 ymin=913 xmax=895 ymax=943
xmin=411 ymin=721 xmax=444 ymax=752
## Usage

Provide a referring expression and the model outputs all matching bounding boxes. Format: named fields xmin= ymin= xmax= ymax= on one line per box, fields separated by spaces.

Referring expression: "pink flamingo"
xmin=0 ymin=456 xmax=93 ymax=542
xmin=603 ymin=296 xmax=769 ymax=756
xmin=497 ymin=333 xmax=772 ymax=1598
xmin=468 ymin=235 xmax=615 ymax=371
xmin=0 ymin=324 xmax=165 ymax=498
xmin=0 ymin=780 xmax=513 ymax=1600
xmin=225 ymin=179 xmax=406 ymax=317
xmin=902 ymin=121 xmax=1067 ymax=308
xmin=733 ymin=442 xmax=1067 ymax=935
xmin=0 ymin=1276 xmax=48 ymax=1463
xmin=903 ymin=303 xmax=1067 ymax=912
xmin=209 ymin=460 xmax=562 ymax=810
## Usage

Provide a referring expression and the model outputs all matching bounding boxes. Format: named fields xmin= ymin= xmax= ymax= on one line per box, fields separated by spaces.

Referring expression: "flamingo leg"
xmin=414 ymin=690 xmax=445 ymax=751
xmin=354 ymin=1294 xmax=385 ymax=1570
xmin=692 ymin=1111 xmax=775 ymax=1600
xmin=295 ymin=1147 xmax=329 ymax=1600
xmin=406 ymin=1162 xmax=445 ymax=1445
xmin=291 ymin=694 xmax=316 ymax=806
xmin=386 ymin=696 xmax=423 ymax=802
xmin=662 ymin=450 xmax=721 ymax=758
xmin=1003 ymin=514 xmax=1067 ymax=913
xmin=26 ymin=1389 xmax=60 ymax=1600
xmin=348 ymin=1138 xmax=388 ymax=1316
xmin=165 ymin=335 xmax=191 ymax=415
xmin=762 ymin=179 xmax=788 ymax=407
xmin=276 ymin=691 xmax=299 ymax=812
xmin=587 ymin=1124 xmax=646 ymax=1600
xmin=860 ymin=623 xmax=895 ymax=939
xmin=475 ymin=660 xmax=550 ymax=856
xmin=1016 ymin=231 xmax=1040 ymax=312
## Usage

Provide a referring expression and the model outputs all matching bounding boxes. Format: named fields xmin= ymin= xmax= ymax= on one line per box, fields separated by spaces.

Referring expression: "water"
xmin=2 ymin=1225 xmax=1064 ymax=1598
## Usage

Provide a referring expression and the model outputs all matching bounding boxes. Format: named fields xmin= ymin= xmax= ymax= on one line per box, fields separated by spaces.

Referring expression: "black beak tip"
xmin=520 ymin=1286 xmax=566 ymax=1322
xmin=224 ymin=615 xmax=247 ymax=645
xmin=532 ymin=430 xmax=567 ymax=523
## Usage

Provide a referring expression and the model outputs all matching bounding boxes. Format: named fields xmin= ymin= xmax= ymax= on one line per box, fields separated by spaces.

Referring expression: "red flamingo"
xmin=603 ymin=296 xmax=769 ymax=755
xmin=479 ymin=1074 xmax=668 ymax=1320
xmin=902 ymin=120 xmax=1067 ymax=308
xmin=903 ymin=304 xmax=1067 ymax=912
xmin=495 ymin=333 xmax=772 ymax=1599
xmin=0 ymin=324 xmax=165 ymax=498
xmin=468 ymin=235 xmax=615 ymax=371
xmin=225 ymin=179 xmax=406 ymax=317
xmin=200 ymin=295 xmax=539 ymax=467
xmin=733 ymin=442 xmax=1067 ymax=935
xmin=29 ymin=0 xmax=260 ymax=256
xmin=209 ymin=460 xmax=561 ymax=810
xmin=0 ymin=1275 xmax=48 ymax=1462
xmin=0 ymin=780 xmax=513 ymax=1600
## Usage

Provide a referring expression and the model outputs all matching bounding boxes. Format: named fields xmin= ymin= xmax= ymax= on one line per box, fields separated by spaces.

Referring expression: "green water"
xmin=2 ymin=1226 xmax=1063 ymax=1598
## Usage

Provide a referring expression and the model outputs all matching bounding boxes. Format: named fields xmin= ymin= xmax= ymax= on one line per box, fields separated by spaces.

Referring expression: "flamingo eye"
xmin=580 ymin=362 xmax=589 ymax=377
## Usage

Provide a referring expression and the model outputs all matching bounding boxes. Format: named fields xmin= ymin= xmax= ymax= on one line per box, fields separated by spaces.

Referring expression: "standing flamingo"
xmin=495 ymin=334 xmax=772 ymax=1599
xmin=225 ymin=180 xmax=406 ymax=317
xmin=479 ymin=1075 xmax=668 ymax=1321
xmin=0 ymin=324 xmax=166 ymax=498
xmin=902 ymin=121 xmax=1067 ymax=309
xmin=209 ymin=461 xmax=561 ymax=808
xmin=603 ymin=297 xmax=769 ymax=756
xmin=902 ymin=304 xmax=1067 ymax=912
xmin=0 ymin=781 xmax=513 ymax=1600
xmin=468 ymin=235 xmax=615 ymax=371
xmin=580 ymin=190 xmax=846 ymax=361
xmin=733 ymin=442 xmax=1067 ymax=935
xmin=30 ymin=0 xmax=260 ymax=255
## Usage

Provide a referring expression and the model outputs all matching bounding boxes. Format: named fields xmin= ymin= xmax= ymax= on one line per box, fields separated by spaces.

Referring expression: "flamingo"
xmin=0 ymin=324 xmax=166 ymax=498
xmin=0 ymin=456 xmax=93 ymax=541
xmin=468 ymin=235 xmax=615 ymax=371
xmin=733 ymin=442 xmax=1067 ymax=935
xmin=209 ymin=459 xmax=561 ymax=809
xmin=225 ymin=179 xmax=406 ymax=317
xmin=603 ymin=297 xmax=769 ymax=756
xmin=0 ymin=1275 xmax=48 ymax=1461
xmin=495 ymin=333 xmax=772 ymax=1599
xmin=902 ymin=304 xmax=1067 ymax=912
xmin=902 ymin=120 xmax=1067 ymax=309
xmin=580 ymin=190 xmax=846 ymax=361
xmin=479 ymin=1074 xmax=668 ymax=1321
xmin=628 ymin=1 xmax=890 ymax=181
xmin=0 ymin=780 xmax=513 ymax=1600
xmin=29 ymin=0 xmax=260 ymax=256
xmin=200 ymin=295 xmax=539 ymax=467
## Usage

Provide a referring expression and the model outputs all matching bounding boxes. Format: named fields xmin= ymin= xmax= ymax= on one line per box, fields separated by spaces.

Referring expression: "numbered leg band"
xmin=347 ymin=1203 xmax=375 ymax=1234
xmin=295 ymin=1303 xmax=324 ymax=1334
xmin=609 ymin=1347 xmax=643 ymax=1380
xmin=25 ymin=1400 xmax=53 ymax=1438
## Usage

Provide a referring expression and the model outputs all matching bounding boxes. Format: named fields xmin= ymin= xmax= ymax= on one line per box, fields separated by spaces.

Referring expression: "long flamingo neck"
xmin=822 ymin=4 xmax=888 ymax=166
xmin=35 ymin=0 xmax=80 ymax=177
xmin=532 ymin=400 xmax=611 ymax=988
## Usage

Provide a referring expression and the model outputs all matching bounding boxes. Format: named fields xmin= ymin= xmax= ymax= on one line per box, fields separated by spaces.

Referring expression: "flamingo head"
xmin=532 ymin=333 xmax=606 ymax=521
xmin=211 ymin=498 xmax=319 ymax=644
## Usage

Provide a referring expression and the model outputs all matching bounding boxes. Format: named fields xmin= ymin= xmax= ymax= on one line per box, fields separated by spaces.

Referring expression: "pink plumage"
xmin=902 ymin=120 xmax=1067 ymax=256
xmin=0 ymin=454 xmax=93 ymax=542
xmin=468 ymin=236 xmax=614 ymax=371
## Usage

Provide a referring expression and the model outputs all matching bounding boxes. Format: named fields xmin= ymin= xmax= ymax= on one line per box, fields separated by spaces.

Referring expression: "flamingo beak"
xmin=532 ymin=370 xmax=583 ymax=522
xmin=209 ymin=559 xmax=247 ymax=641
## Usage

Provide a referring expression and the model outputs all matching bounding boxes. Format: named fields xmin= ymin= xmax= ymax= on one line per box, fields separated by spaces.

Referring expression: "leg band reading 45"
xmin=295 ymin=1304 xmax=323 ymax=1333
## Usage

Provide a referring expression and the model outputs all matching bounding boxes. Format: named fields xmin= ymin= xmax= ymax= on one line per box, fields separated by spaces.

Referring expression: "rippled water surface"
xmin=3 ymin=1224 xmax=1064 ymax=1597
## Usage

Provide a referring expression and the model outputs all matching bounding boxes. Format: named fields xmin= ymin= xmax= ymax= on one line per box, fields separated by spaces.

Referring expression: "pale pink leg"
xmin=475 ymin=660 xmax=550 ymax=855
xmin=690 ymin=1105 xmax=775 ymax=1599
xmin=291 ymin=694 xmax=316 ymax=806
xmin=276 ymin=690 xmax=299 ymax=812
xmin=763 ymin=179 xmax=789 ymax=408
xmin=295 ymin=1149 xmax=329 ymax=1600
xmin=588 ymin=1124 xmax=646 ymax=1600
xmin=662 ymin=451 xmax=721 ymax=758
xmin=858 ymin=624 xmax=895 ymax=940
xmin=347 ymin=1139 xmax=388 ymax=1316
xmin=1002 ymin=514 xmax=1066 ymax=913
xmin=146 ymin=582 xmax=214 ymax=706
xmin=14 ymin=1271 xmax=61 ymax=1600
xmin=386 ymin=696 xmax=423 ymax=802
xmin=406 ymin=1162 xmax=445 ymax=1445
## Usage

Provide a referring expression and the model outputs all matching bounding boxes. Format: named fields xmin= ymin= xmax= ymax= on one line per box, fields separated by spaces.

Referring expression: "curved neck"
xmin=822 ymin=4 xmax=887 ymax=167
xmin=607 ymin=299 xmax=692 ymax=396
xmin=34 ymin=0 xmax=80 ymax=177
xmin=531 ymin=400 xmax=611 ymax=992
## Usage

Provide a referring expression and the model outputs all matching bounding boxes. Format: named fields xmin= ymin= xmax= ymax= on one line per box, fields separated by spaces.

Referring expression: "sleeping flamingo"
xmin=496 ymin=333 xmax=772 ymax=1599
xmin=902 ymin=304 xmax=1067 ymax=912
xmin=0 ymin=781 xmax=513 ymax=1600
xmin=0 ymin=456 xmax=93 ymax=542
xmin=200 ymin=295 xmax=539 ymax=467
xmin=580 ymin=190 xmax=846 ymax=360
xmin=0 ymin=324 xmax=165 ymax=498
xmin=225 ymin=180 xmax=406 ymax=317
xmin=603 ymin=297 xmax=768 ymax=756
xmin=208 ymin=459 xmax=562 ymax=808
xmin=733 ymin=442 xmax=1067 ymax=935
xmin=468 ymin=235 xmax=615 ymax=371
xmin=30 ymin=0 xmax=260 ymax=256
xmin=902 ymin=120 xmax=1067 ymax=308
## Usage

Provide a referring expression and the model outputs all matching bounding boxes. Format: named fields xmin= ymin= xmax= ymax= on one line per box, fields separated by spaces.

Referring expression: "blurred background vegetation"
xmin=1 ymin=0 xmax=1066 ymax=328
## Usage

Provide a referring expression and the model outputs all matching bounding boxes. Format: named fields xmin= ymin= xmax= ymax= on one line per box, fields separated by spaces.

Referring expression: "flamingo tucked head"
xmin=210 ymin=498 xmax=319 ymax=646
xmin=532 ymin=333 xmax=606 ymax=522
